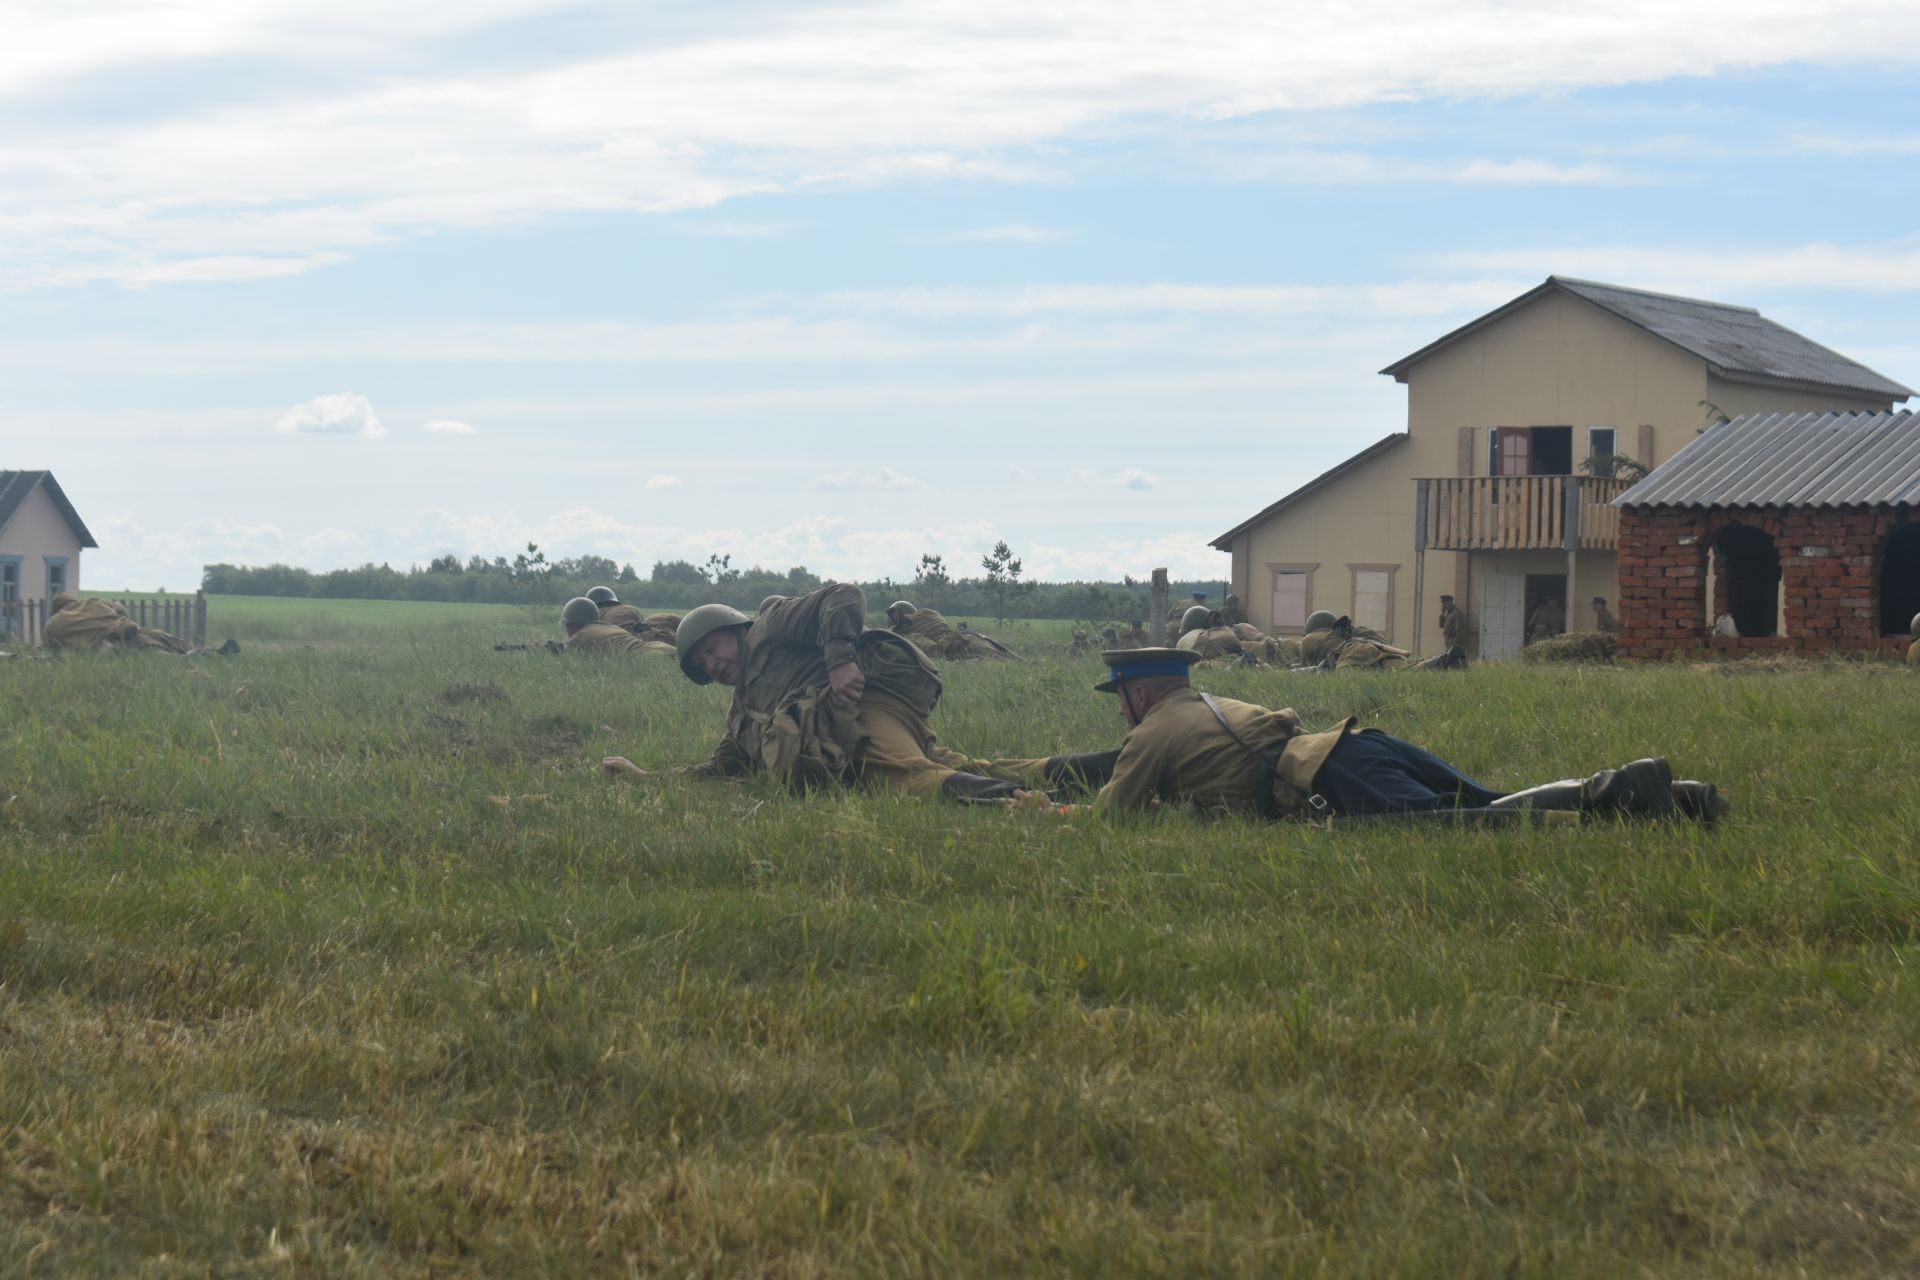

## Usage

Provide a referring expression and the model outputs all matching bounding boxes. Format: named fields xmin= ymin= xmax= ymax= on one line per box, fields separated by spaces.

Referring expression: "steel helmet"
xmin=888 ymin=600 xmax=915 ymax=617
xmin=1911 ymin=611 xmax=1920 ymax=639
xmin=1180 ymin=605 xmax=1211 ymax=634
xmin=1304 ymin=610 xmax=1338 ymax=633
xmin=586 ymin=585 xmax=619 ymax=606
xmin=676 ymin=603 xmax=752 ymax=684
xmin=561 ymin=596 xmax=601 ymax=627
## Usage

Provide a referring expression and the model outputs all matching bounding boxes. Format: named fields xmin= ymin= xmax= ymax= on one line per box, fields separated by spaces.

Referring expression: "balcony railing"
xmin=1416 ymin=475 xmax=1631 ymax=553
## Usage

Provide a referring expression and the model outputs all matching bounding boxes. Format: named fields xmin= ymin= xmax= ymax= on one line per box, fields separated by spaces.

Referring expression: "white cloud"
xmin=5 ymin=0 xmax=1917 ymax=287
xmin=273 ymin=392 xmax=385 ymax=438
xmin=813 ymin=467 xmax=925 ymax=491
xmin=1069 ymin=466 xmax=1161 ymax=490
xmin=645 ymin=474 xmax=683 ymax=489
xmin=422 ymin=418 xmax=476 ymax=434
xmin=826 ymin=279 xmax=1525 ymax=319
xmin=950 ymin=224 xmax=1066 ymax=243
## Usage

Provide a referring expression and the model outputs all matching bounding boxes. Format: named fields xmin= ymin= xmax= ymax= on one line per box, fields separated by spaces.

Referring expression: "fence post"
xmin=1149 ymin=568 xmax=1169 ymax=645
xmin=195 ymin=591 xmax=207 ymax=646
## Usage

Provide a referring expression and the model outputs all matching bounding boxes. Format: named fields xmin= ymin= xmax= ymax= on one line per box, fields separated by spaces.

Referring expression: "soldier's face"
xmin=692 ymin=628 xmax=744 ymax=685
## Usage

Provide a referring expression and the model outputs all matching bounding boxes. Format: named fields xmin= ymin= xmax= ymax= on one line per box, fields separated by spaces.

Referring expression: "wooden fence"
xmin=1 ymin=591 xmax=207 ymax=649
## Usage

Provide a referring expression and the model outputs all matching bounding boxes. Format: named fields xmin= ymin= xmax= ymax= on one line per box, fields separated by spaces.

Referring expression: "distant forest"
xmin=201 ymin=544 xmax=1226 ymax=623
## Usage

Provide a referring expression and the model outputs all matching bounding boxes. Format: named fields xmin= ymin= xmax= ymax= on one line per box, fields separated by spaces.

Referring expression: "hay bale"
xmin=1521 ymin=630 xmax=1616 ymax=664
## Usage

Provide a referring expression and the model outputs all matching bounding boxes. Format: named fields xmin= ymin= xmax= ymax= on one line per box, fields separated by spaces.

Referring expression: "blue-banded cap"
xmin=1095 ymin=646 xmax=1199 ymax=693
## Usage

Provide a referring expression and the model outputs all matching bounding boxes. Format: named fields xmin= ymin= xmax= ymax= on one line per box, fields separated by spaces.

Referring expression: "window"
xmin=0 ymin=557 xmax=18 ymax=638
xmin=45 ymin=557 xmax=68 ymax=601
xmin=1267 ymin=565 xmax=1314 ymax=632
xmin=1348 ymin=565 xmax=1396 ymax=638
xmin=1587 ymin=426 xmax=1616 ymax=465
xmin=1488 ymin=426 xmax=1574 ymax=476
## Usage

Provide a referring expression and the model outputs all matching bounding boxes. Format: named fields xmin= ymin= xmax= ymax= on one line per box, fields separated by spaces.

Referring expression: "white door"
xmin=1480 ymin=574 xmax=1525 ymax=660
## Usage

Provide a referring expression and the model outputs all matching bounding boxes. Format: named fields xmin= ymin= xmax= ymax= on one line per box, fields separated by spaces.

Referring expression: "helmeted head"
xmin=676 ymin=602 xmax=752 ymax=685
xmin=586 ymin=585 xmax=619 ymax=606
xmin=758 ymin=595 xmax=787 ymax=613
xmin=110 ymin=602 xmax=130 ymax=618
xmin=49 ymin=592 xmax=78 ymax=614
xmin=1304 ymin=610 xmax=1338 ymax=633
xmin=1911 ymin=611 xmax=1920 ymax=640
xmin=1592 ymin=596 xmax=1607 ymax=607
xmin=561 ymin=596 xmax=601 ymax=629
xmin=887 ymin=600 xmax=914 ymax=623
xmin=1225 ymin=593 xmax=1241 ymax=608
xmin=1180 ymin=605 xmax=1211 ymax=634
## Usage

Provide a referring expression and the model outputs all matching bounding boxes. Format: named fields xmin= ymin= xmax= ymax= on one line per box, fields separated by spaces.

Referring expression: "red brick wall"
xmin=1618 ymin=505 xmax=1916 ymax=658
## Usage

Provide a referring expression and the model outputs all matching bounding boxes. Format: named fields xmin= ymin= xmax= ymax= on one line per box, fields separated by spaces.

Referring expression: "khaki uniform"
xmin=598 ymin=603 xmax=645 ymax=631
xmin=692 ymin=584 xmax=1043 ymax=795
xmin=1907 ymin=640 xmax=1919 ymax=668
xmin=44 ymin=597 xmax=191 ymax=653
xmin=1223 ymin=599 xmax=1248 ymax=627
xmin=1527 ymin=601 xmax=1565 ymax=643
xmin=1593 ymin=603 xmax=1618 ymax=633
xmin=566 ymin=623 xmax=675 ymax=656
xmin=1438 ymin=604 xmax=1463 ymax=648
xmin=893 ymin=608 xmax=1014 ymax=660
xmin=1297 ymin=629 xmax=1407 ymax=670
xmin=1091 ymin=688 xmax=1352 ymax=818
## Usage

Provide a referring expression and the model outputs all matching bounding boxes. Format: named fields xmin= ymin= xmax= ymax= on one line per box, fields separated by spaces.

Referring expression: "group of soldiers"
xmin=31 ymin=592 xmax=237 ymax=656
xmin=599 ymin=580 xmax=1733 ymax=825
xmin=1437 ymin=593 xmax=1618 ymax=651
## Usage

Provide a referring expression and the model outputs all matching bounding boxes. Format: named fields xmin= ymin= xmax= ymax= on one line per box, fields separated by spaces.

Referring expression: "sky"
xmin=6 ymin=0 xmax=1920 ymax=589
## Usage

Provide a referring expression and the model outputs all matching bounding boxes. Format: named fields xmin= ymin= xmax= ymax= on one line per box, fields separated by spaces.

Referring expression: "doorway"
xmin=1480 ymin=574 xmax=1525 ymax=660
xmin=1882 ymin=523 xmax=1920 ymax=635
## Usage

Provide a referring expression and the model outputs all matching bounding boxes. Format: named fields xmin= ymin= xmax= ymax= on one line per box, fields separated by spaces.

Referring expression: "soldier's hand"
xmin=601 ymin=756 xmax=648 ymax=781
xmin=827 ymin=661 xmax=865 ymax=704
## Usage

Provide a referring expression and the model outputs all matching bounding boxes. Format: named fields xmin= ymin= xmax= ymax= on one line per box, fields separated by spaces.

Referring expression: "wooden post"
xmin=1413 ymin=480 xmax=1429 ymax=657
xmin=195 ymin=591 xmax=207 ymax=646
xmin=1149 ymin=568 xmax=1169 ymax=645
xmin=1564 ymin=477 xmax=1582 ymax=619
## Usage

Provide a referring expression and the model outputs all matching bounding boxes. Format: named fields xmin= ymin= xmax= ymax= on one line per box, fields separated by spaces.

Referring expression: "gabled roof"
xmin=1380 ymin=276 xmax=1913 ymax=403
xmin=1616 ymin=410 xmax=1920 ymax=509
xmin=1211 ymin=434 xmax=1407 ymax=549
xmin=0 ymin=470 xmax=99 ymax=548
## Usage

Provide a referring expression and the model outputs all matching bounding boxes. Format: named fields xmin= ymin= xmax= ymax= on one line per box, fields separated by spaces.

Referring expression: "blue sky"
xmin=5 ymin=0 xmax=1919 ymax=588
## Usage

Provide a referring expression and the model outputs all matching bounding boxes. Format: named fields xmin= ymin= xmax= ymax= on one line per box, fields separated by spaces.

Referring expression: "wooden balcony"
xmin=1415 ymin=475 xmax=1632 ymax=553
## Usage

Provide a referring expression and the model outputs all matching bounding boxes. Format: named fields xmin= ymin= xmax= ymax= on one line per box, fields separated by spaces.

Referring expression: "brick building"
xmin=1615 ymin=410 xmax=1920 ymax=658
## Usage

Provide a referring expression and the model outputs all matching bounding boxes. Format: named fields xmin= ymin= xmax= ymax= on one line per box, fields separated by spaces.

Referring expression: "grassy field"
xmin=2 ymin=596 xmax=1917 ymax=1277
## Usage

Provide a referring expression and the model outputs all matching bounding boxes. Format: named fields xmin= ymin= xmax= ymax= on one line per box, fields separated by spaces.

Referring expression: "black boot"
xmin=1041 ymin=749 xmax=1121 ymax=794
xmin=1671 ymin=780 xmax=1731 ymax=825
xmin=941 ymin=772 xmax=1024 ymax=804
xmin=1490 ymin=758 xmax=1674 ymax=819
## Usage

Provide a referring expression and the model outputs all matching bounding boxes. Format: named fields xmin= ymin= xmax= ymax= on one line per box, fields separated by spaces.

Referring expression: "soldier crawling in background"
xmin=585 ymin=585 xmax=678 ymax=644
xmin=1297 ymin=611 xmax=1466 ymax=672
xmin=42 ymin=592 xmax=236 ymax=655
xmin=559 ymin=597 xmax=675 ymax=655
xmin=605 ymin=583 xmax=1111 ymax=802
xmin=885 ymin=600 xmax=1017 ymax=660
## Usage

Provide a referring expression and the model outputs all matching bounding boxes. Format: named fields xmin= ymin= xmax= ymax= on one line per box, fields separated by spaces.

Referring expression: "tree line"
xmin=200 ymin=543 xmax=1226 ymax=624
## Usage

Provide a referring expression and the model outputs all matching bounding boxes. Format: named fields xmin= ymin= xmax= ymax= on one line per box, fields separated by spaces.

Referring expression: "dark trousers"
xmin=1310 ymin=729 xmax=1506 ymax=817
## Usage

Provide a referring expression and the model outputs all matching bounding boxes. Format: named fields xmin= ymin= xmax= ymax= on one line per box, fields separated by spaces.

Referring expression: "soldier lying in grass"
xmin=602 ymin=582 xmax=1112 ymax=802
xmin=43 ymin=592 xmax=235 ymax=655
xmin=1071 ymin=647 xmax=1728 ymax=823
xmin=559 ymin=597 xmax=675 ymax=656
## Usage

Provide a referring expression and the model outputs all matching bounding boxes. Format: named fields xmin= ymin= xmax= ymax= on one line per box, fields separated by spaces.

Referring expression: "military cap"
xmin=1094 ymin=646 xmax=1200 ymax=693
xmin=1190 ymin=591 xmax=1208 ymax=601
xmin=586 ymin=585 xmax=619 ymax=606
xmin=1592 ymin=596 xmax=1607 ymax=605
xmin=1439 ymin=593 xmax=1455 ymax=603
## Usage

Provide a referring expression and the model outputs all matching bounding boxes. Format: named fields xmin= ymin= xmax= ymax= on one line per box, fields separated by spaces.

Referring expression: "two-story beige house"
xmin=0 ymin=470 xmax=96 ymax=636
xmin=1211 ymin=277 xmax=1912 ymax=658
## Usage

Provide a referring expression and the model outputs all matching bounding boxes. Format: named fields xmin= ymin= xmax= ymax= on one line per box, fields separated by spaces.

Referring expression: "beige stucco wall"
xmin=1701 ymin=374 xmax=1895 ymax=423
xmin=0 ymin=483 xmax=83 ymax=600
xmin=1223 ymin=289 xmax=1906 ymax=656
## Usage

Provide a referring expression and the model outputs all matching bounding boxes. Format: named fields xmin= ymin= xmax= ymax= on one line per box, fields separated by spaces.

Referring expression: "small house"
xmin=0 ymin=470 xmax=97 ymax=639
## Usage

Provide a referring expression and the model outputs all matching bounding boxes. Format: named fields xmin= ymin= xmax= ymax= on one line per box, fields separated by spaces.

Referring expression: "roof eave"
xmin=1705 ymin=363 xmax=1913 ymax=404
xmin=1210 ymin=434 xmax=1409 ymax=548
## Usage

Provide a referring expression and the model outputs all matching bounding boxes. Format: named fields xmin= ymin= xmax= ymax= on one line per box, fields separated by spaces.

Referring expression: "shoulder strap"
xmin=1198 ymin=692 xmax=1263 ymax=762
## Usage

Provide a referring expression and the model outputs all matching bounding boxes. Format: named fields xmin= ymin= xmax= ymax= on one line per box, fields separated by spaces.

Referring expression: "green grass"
xmin=2 ymin=597 xmax=1917 ymax=1276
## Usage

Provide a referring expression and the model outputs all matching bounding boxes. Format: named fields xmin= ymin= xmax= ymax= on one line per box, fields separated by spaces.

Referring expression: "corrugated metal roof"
xmin=1615 ymin=411 xmax=1920 ymax=509
xmin=1381 ymin=276 xmax=1913 ymax=403
xmin=0 ymin=470 xmax=99 ymax=547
